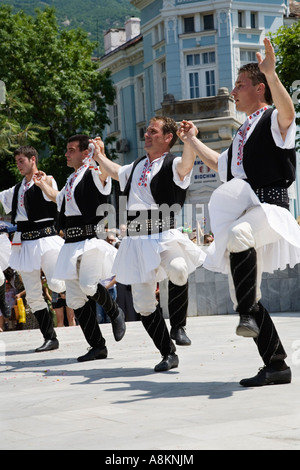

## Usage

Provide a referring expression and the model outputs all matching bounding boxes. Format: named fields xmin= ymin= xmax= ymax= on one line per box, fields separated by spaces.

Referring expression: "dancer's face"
xmin=15 ymin=154 xmax=36 ymax=180
xmin=231 ymin=72 xmax=265 ymax=115
xmin=144 ymin=120 xmax=173 ymax=160
xmin=65 ymin=141 xmax=87 ymax=170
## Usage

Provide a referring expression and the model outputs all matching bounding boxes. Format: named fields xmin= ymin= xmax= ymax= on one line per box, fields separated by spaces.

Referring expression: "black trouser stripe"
xmin=75 ymin=301 xmax=104 ymax=348
xmin=168 ymin=281 xmax=188 ymax=329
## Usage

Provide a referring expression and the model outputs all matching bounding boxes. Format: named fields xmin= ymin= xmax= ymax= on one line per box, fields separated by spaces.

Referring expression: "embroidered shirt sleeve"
xmin=172 ymin=157 xmax=193 ymax=189
xmin=0 ymin=186 xmax=15 ymax=214
xmin=271 ymin=109 xmax=296 ymax=149
xmin=118 ymin=163 xmax=134 ymax=192
xmin=217 ymin=150 xmax=229 ymax=182
xmin=91 ymin=170 xmax=112 ymax=195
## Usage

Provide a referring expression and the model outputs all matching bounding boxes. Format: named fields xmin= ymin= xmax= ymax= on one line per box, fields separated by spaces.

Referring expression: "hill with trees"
xmin=0 ymin=0 xmax=139 ymax=56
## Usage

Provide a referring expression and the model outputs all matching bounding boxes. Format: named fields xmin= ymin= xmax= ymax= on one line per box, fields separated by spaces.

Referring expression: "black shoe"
xmin=170 ymin=326 xmax=191 ymax=346
xmin=154 ymin=353 xmax=179 ymax=372
xmin=236 ymin=314 xmax=259 ymax=338
xmin=240 ymin=365 xmax=292 ymax=387
xmin=111 ymin=308 xmax=126 ymax=342
xmin=35 ymin=338 xmax=59 ymax=352
xmin=77 ymin=345 xmax=108 ymax=362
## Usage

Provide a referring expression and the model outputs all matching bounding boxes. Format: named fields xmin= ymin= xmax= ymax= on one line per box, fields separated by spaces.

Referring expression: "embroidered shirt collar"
xmin=247 ymin=106 xmax=269 ymax=122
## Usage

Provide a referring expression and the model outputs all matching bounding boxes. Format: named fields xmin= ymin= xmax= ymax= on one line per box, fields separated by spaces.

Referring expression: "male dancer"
xmin=0 ymin=146 xmax=65 ymax=351
xmin=35 ymin=134 xmax=125 ymax=362
xmin=178 ymin=38 xmax=300 ymax=386
xmin=92 ymin=117 xmax=205 ymax=371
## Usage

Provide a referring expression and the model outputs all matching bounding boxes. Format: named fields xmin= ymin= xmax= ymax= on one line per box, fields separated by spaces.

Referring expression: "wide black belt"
xmin=126 ymin=210 xmax=175 ymax=236
xmin=19 ymin=225 xmax=57 ymax=241
xmin=64 ymin=222 xmax=107 ymax=243
xmin=254 ymin=187 xmax=289 ymax=209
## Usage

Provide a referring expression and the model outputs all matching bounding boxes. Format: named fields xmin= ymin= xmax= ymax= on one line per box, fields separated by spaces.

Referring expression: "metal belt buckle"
xmin=66 ymin=227 xmax=84 ymax=238
xmin=25 ymin=230 xmax=39 ymax=240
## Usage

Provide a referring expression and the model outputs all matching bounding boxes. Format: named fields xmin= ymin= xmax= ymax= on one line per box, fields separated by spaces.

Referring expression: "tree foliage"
xmin=270 ymin=20 xmax=300 ymax=149
xmin=0 ymin=5 xmax=116 ymax=189
xmin=0 ymin=90 xmax=49 ymax=187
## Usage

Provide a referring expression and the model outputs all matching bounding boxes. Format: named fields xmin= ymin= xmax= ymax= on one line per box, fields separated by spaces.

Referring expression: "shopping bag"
xmin=17 ymin=297 xmax=26 ymax=323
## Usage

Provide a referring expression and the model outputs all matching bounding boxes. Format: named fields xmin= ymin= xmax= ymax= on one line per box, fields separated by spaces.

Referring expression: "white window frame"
xmin=202 ymin=13 xmax=214 ymax=31
xmin=185 ymin=49 xmax=217 ymax=99
xmin=239 ymin=49 xmax=257 ymax=66
xmin=136 ymin=75 xmax=146 ymax=123
xmin=250 ymin=12 xmax=257 ymax=29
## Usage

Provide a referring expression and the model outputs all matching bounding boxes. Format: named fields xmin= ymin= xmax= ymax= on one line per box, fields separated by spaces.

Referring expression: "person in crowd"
xmin=52 ymin=291 xmax=76 ymax=327
xmin=203 ymin=233 xmax=214 ymax=245
xmin=177 ymin=38 xmax=300 ymax=386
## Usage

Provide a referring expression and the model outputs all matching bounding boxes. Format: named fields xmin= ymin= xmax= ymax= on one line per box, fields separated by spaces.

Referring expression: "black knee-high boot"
xmin=89 ymin=283 xmax=125 ymax=342
xmin=0 ymin=281 xmax=10 ymax=318
xmin=168 ymin=281 xmax=191 ymax=345
xmin=141 ymin=307 xmax=178 ymax=371
xmin=34 ymin=307 xmax=59 ymax=352
xmin=229 ymin=248 xmax=260 ymax=337
xmin=239 ymin=301 xmax=291 ymax=386
xmin=254 ymin=302 xmax=287 ymax=367
xmin=74 ymin=300 xmax=107 ymax=362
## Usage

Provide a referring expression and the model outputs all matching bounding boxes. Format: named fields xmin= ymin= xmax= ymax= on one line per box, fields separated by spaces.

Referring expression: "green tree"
xmin=270 ymin=21 xmax=300 ymax=149
xmin=0 ymin=5 xmax=115 ymax=188
xmin=0 ymin=90 xmax=47 ymax=188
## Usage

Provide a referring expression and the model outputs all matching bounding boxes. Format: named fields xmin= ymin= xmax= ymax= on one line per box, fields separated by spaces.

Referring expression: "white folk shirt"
xmin=218 ymin=108 xmax=296 ymax=182
xmin=56 ymin=166 xmax=111 ymax=216
xmin=118 ymin=154 xmax=193 ymax=211
xmin=0 ymin=176 xmax=58 ymax=223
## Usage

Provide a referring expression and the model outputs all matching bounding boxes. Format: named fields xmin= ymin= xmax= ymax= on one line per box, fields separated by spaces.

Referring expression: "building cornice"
xmin=100 ymin=48 xmax=144 ymax=73
xmin=130 ymin=0 xmax=153 ymax=10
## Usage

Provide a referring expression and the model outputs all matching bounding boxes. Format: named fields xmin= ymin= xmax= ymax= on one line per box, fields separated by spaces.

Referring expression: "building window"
xmin=202 ymin=51 xmax=215 ymax=64
xmin=238 ymin=11 xmax=244 ymax=28
xmin=110 ymin=102 xmax=118 ymax=132
xmin=189 ymin=73 xmax=200 ymax=98
xmin=184 ymin=17 xmax=195 ymax=33
xmin=186 ymin=54 xmax=200 ymax=66
xmin=240 ymin=50 xmax=257 ymax=65
xmin=186 ymin=49 xmax=216 ymax=98
xmin=161 ymin=61 xmax=167 ymax=98
xmin=205 ymin=70 xmax=215 ymax=97
xmin=154 ymin=21 xmax=165 ymax=43
xmin=250 ymin=12 xmax=257 ymax=28
xmin=137 ymin=76 xmax=145 ymax=122
xmin=203 ymin=14 xmax=214 ymax=30
xmin=186 ymin=52 xmax=215 ymax=67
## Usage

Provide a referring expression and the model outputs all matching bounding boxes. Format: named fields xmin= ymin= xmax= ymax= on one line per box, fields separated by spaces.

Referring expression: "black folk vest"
xmin=227 ymin=108 xmax=296 ymax=189
xmin=122 ymin=153 xmax=187 ymax=209
xmin=11 ymin=182 xmax=57 ymax=225
xmin=57 ymin=168 xmax=108 ymax=230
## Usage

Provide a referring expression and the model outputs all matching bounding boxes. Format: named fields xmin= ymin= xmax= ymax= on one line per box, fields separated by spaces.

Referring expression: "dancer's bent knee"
xmin=131 ymin=281 xmax=157 ymax=315
xmin=227 ymin=221 xmax=255 ymax=253
xmin=167 ymin=257 xmax=188 ymax=286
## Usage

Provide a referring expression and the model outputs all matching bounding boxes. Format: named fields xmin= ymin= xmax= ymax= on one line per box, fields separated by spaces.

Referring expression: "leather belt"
xmin=64 ymin=223 xmax=107 ymax=243
xmin=254 ymin=187 xmax=289 ymax=209
xmin=126 ymin=210 xmax=175 ymax=236
xmin=20 ymin=225 xmax=57 ymax=241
